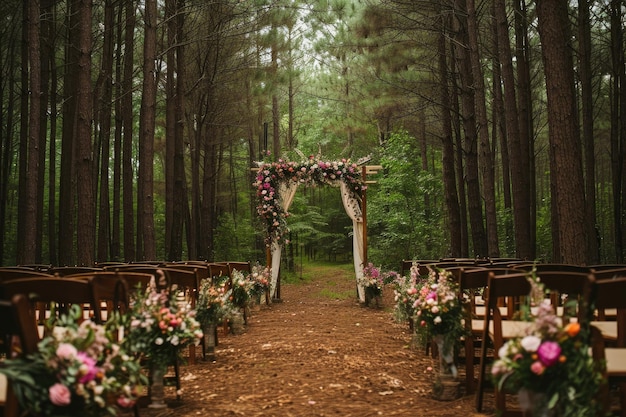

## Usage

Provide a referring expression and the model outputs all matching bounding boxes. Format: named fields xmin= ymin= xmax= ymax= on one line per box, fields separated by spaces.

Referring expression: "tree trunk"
xmin=466 ymin=0 xmax=499 ymax=258
xmin=449 ymin=41 xmax=468 ymax=258
xmin=494 ymin=0 xmax=531 ymax=260
xmin=536 ymin=0 xmax=587 ymax=264
xmin=122 ymin=0 xmax=136 ymax=262
xmin=75 ymin=0 xmax=94 ymax=266
xmin=490 ymin=2 xmax=512 ymax=255
xmin=437 ymin=9 xmax=461 ymax=258
xmin=609 ymin=0 xmax=625 ymax=262
xmin=513 ymin=0 xmax=535 ymax=259
xmin=577 ymin=0 xmax=599 ymax=264
xmin=96 ymin=0 xmax=114 ymax=263
xmin=451 ymin=0 xmax=487 ymax=258
xmin=19 ymin=0 xmax=42 ymax=265
xmin=59 ymin=0 xmax=80 ymax=266
xmin=138 ymin=0 xmax=157 ymax=261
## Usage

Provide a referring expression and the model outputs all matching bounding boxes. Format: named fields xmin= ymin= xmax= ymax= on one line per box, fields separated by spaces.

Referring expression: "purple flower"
xmin=537 ymin=341 xmax=561 ymax=366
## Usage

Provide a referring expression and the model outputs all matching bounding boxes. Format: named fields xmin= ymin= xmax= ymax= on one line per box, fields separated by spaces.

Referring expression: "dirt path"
xmin=142 ymin=263 xmax=495 ymax=417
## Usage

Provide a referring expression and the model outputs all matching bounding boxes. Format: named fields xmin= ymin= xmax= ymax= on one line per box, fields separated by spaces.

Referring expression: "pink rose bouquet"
xmin=0 ymin=305 xmax=145 ymax=416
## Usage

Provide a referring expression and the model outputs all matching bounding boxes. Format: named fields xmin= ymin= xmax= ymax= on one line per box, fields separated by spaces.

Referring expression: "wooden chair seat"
xmin=606 ymin=348 xmax=626 ymax=376
xmin=590 ymin=277 xmax=626 ymax=416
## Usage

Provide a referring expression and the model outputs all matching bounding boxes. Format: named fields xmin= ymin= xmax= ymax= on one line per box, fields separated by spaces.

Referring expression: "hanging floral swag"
xmin=253 ymin=156 xmax=366 ymax=245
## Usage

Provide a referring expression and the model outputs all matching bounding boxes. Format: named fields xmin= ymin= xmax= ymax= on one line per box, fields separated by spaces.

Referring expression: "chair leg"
xmin=465 ymin=336 xmax=475 ymax=393
xmin=475 ymin=336 xmax=490 ymax=411
xmin=175 ymin=359 xmax=181 ymax=400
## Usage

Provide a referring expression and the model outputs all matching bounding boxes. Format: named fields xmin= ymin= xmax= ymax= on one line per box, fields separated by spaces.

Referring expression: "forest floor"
xmin=139 ymin=262 xmax=498 ymax=417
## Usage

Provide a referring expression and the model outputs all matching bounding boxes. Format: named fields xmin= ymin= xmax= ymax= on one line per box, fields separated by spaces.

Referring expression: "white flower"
xmin=520 ymin=335 xmax=542 ymax=352
xmin=433 ymin=316 xmax=442 ymax=324
xmin=171 ymin=335 xmax=180 ymax=346
xmin=431 ymin=306 xmax=440 ymax=314
xmin=155 ymin=337 xmax=164 ymax=346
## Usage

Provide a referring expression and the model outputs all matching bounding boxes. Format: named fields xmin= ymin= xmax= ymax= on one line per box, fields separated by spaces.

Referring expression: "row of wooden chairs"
xmin=465 ymin=269 xmax=626 ymax=416
xmin=401 ymin=259 xmax=626 ymax=415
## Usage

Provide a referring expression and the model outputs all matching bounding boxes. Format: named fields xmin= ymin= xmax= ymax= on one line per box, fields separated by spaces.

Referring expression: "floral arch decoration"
xmin=253 ymin=156 xmax=369 ymax=302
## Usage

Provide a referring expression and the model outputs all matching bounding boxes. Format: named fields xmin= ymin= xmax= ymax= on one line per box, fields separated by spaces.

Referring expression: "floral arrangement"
xmin=253 ymin=157 xmax=365 ymax=245
xmin=249 ymin=262 xmax=272 ymax=298
xmin=0 ymin=306 xmax=145 ymax=417
xmin=123 ymin=279 xmax=203 ymax=372
xmin=196 ymin=279 xmax=233 ymax=327
xmin=412 ymin=268 xmax=465 ymax=343
xmin=392 ymin=264 xmax=422 ymax=324
xmin=358 ymin=262 xmax=384 ymax=298
xmin=230 ymin=269 xmax=255 ymax=309
xmin=491 ymin=278 xmax=603 ymax=416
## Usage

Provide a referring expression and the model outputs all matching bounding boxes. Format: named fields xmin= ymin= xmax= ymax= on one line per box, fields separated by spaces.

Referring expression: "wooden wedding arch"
xmin=252 ymin=157 xmax=381 ymax=302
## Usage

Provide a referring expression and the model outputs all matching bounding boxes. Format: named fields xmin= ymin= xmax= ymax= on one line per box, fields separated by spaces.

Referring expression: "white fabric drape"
xmin=270 ymin=181 xmax=300 ymax=298
xmin=340 ymin=181 xmax=365 ymax=302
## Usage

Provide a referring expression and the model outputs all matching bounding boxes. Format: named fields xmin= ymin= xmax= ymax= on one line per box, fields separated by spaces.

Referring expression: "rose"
xmin=56 ymin=343 xmax=78 ymax=360
xmin=530 ymin=360 xmax=545 ymax=375
xmin=537 ymin=341 xmax=561 ymax=366
xmin=520 ymin=335 xmax=541 ymax=352
xmin=49 ymin=383 xmax=72 ymax=406
xmin=77 ymin=352 xmax=98 ymax=384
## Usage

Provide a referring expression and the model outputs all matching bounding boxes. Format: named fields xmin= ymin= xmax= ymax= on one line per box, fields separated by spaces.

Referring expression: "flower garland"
xmin=253 ymin=156 xmax=366 ymax=245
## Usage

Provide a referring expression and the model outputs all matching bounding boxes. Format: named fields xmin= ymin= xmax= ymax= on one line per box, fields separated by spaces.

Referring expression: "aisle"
xmin=142 ymin=263 xmax=492 ymax=417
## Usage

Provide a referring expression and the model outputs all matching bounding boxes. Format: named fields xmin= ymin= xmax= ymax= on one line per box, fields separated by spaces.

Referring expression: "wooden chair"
xmin=589 ymin=264 xmax=626 ymax=271
xmin=511 ymin=262 xmax=592 ymax=274
xmin=534 ymin=270 xmax=595 ymax=323
xmin=476 ymin=272 xmax=532 ymax=414
xmin=590 ymin=277 xmax=626 ymax=416
xmin=456 ymin=267 xmax=520 ymax=394
xmin=0 ymin=268 xmax=53 ymax=282
xmin=0 ymin=294 xmax=40 ymax=417
xmin=0 ymin=277 xmax=99 ymax=335
xmin=48 ymin=266 xmax=103 ymax=277
xmin=77 ymin=273 xmax=130 ymax=324
xmin=476 ymin=270 xmax=596 ymax=414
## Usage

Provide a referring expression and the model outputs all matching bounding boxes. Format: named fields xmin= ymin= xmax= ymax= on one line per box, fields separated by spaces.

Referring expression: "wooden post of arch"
xmin=362 ymin=165 xmax=382 ymax=268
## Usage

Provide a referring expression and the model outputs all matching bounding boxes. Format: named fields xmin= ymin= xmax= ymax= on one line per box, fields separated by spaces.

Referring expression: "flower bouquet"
xmin=0 ymin=305 xmax=145 ymax=417
xmin=358 ymin=262 xmax=384 ymax=306
xmin=230 ymin=269 xmax=255 ymax=311
xmin=196 ymin=279 xmax=232 ymax=327
xmin=491 ymin=279 xmax=604 ymax=416
xmin=391 ymin=264 xmax=422 ymax=326
xmin=413 ymin=268 xmax=464 ymax=383
xmin=123 ymin=279 xmax=203 ymax=373
xmin=249 ymin=262 xmax=272 ymax=303
xmin=195 ymin=279 xmax=233 ymax=360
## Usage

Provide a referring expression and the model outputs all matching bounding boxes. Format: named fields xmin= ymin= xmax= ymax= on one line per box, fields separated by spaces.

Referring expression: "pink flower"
xmin=56 ymin=343 xmax=78 ymax=360
xmin=117 ymin=396 xmax=136 ymax=409
xmin=530 ymin=360 xmax=545 ymax=375
xmin=49 ymin=383 xmax=72 ymax=406
xmin=77 ymin=352 xmax=98 ymax=384
xmin=537 ymin=341 xmax=561 ymax=366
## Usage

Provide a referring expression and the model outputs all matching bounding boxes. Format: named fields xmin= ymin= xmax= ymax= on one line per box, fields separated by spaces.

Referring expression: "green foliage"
xmin=367 ymin=131 xmax=446 ymax=270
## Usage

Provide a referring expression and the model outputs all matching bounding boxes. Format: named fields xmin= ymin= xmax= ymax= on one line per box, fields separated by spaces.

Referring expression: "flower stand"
xmin=518 ymin=388 xmax=552 ymax=417
xmin=149 ymin=367 xmax=168 ymax=409
xmin=203 ymin=323 xmax=217 ymax=361
xmin=432 ymin=334 xmax=460 ymax=401
xmin=364 ymin=286 xmax=381 ymax=308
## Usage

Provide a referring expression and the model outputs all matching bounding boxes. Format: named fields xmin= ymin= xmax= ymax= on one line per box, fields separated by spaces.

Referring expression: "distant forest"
xmin=0 ymin=0 xmax=624 ymax=269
